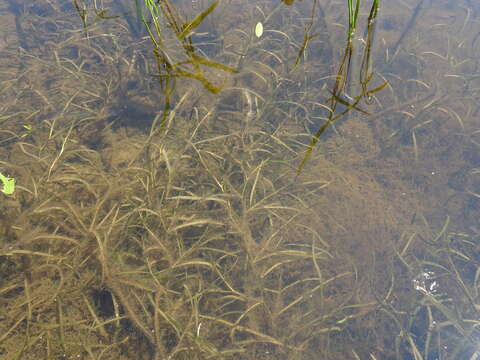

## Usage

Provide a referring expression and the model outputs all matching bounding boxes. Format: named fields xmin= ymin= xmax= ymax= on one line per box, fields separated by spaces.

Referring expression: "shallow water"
xmin=0 ymin=0 xmax=479 ymax=359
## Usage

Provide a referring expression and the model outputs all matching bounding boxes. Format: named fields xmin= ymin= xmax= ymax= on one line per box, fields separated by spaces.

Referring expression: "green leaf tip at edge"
xmin=0 ymin=172 xmax=15 ymax=195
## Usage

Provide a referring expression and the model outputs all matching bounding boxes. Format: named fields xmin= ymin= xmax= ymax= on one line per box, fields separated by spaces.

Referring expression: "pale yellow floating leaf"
xmin=255 ymin=22 xmax=263 ymax=38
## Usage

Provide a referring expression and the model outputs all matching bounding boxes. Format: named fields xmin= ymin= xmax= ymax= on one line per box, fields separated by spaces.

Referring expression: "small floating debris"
xmin=255 ymin=22 xmax=263 ymax=38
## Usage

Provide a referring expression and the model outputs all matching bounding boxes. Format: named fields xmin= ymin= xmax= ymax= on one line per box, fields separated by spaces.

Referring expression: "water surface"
xmin=0 ymin=0 xmax=479 ymax=359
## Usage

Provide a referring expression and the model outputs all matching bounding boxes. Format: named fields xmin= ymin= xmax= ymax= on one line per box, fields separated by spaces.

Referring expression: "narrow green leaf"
xmin=179 ymin=1 xmax=218 ymax=40
xmin=367 ymin=80 xmax=388 ymax=96
xmin=189 ymin=54 xmax=238 ymax=73
xmin=328 ymin=91 xmax=371 ymax=115
xmin=96 ymin=8 xmax=122 ymax=19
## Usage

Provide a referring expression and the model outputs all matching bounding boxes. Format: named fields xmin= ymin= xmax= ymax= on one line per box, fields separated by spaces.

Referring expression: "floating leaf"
xmin=255 ymin=22 xmax=264 ymax=38
xmin=0 ymin=172 xmax=15 ymax=195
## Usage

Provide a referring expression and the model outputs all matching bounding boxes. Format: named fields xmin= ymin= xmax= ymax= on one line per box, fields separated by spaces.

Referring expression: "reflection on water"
xmin=413 ymin=270 xmax=439 ymax=296
xmin=0 ymin=0 xmax=479 ymax=359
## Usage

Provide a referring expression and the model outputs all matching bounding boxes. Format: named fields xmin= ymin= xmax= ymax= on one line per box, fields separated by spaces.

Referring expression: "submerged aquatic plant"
xmin=1 ymin=0 xmax=478 ymax=359
xmin=134 ymin=0 xmax=237 ymax=94
xmin=298 ymin=0 xmax=385 ymax=174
